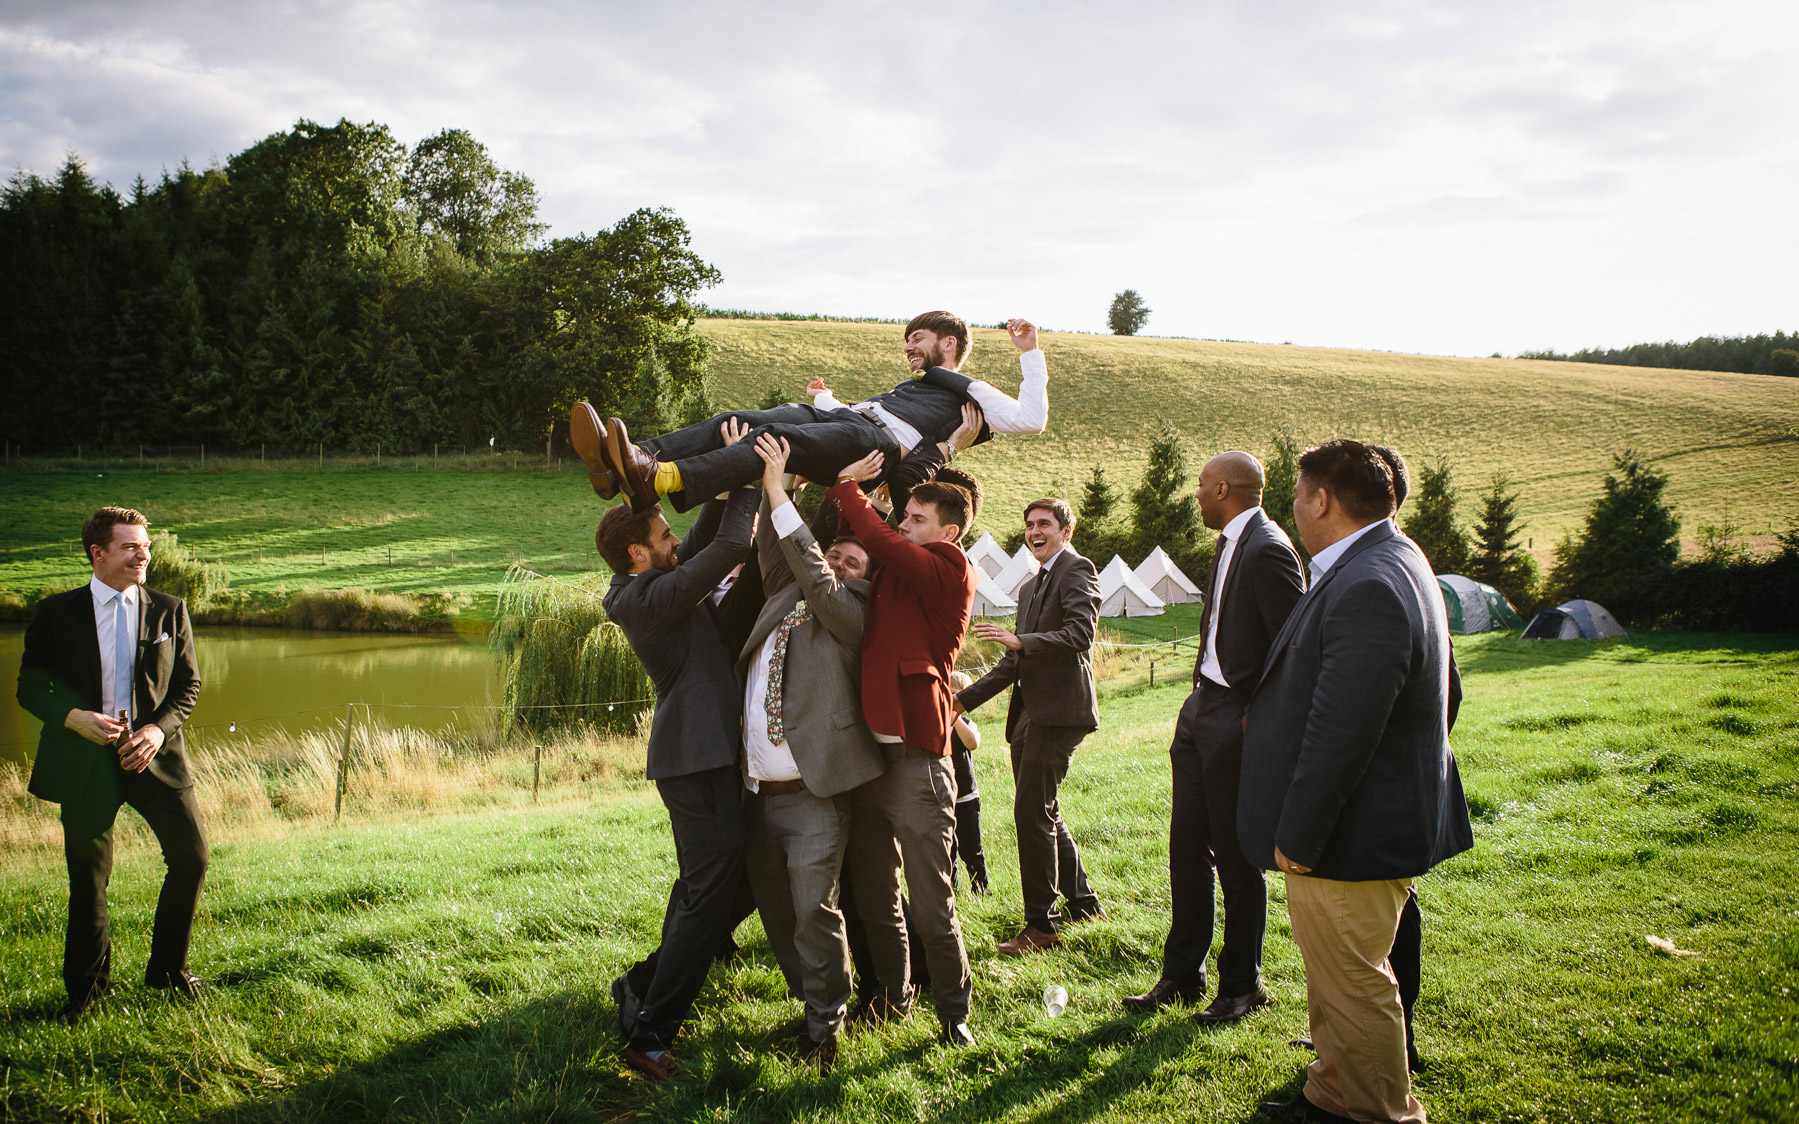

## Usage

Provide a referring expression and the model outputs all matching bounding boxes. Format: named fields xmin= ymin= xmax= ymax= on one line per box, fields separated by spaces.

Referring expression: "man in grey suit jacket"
xmin=1127 ymin=452 xmax=1306 ymax=1022
xmin=737 ymin=436 xmax=888 ymax=1072
xmin=598 ymin=485 xmax=758 ymax=1081
xmin=956 ymin=497 xmax=1104 ymax=954
xmin=1239 ymin=439 xmax=1473 ymax=1124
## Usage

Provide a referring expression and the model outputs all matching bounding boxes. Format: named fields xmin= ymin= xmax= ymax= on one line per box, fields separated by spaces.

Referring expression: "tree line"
xmin=0 ymin=118 xmax=721 ymax=455
xmin=1518 ymin=332 xmax=1799 ymax=377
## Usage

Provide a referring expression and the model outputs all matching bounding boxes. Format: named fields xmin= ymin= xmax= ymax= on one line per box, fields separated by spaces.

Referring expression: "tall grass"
xmin=492 ymin=566 xmax=652 ymax=735
xmin=0 ymin=717 xmax=646 ymax=852
xmin=145 ymin=531 xmax=228 ymax=607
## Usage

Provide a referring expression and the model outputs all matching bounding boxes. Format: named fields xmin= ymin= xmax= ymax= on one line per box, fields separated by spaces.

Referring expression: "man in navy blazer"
xmin=16 ymin=507 xmax=207 ymax=1023
xmin=1239 ymin=440 xmax=1473 ymax=1124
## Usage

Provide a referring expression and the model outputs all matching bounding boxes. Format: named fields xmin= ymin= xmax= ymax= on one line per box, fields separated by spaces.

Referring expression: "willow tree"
xmin=492 ymin=567 xmax=651 ymax=735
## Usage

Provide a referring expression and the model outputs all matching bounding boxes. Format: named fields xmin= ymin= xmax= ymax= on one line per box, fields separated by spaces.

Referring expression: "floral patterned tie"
xmin=765 ymin=600 xmax=811 ymax=744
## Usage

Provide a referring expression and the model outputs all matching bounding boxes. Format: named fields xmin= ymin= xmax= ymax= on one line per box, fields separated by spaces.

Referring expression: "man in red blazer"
xmin=829 ymin=458 xmax=980 ymax=1046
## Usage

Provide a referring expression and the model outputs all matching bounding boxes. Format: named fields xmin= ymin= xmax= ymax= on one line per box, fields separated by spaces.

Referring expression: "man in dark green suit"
xmin=16 ymin=507 xmax=207 ymax=1023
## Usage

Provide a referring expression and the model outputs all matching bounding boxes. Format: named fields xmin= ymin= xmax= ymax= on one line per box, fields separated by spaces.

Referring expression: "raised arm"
xmin=961 ymin=319 xmax=1047 ymax=435
xmin=755 ymin=491 xmax=796 ymax=598
xmin=641 ymin=488 xmax=759 ymax=619
xmin=828 ymin=475 xmax=968 ymax=598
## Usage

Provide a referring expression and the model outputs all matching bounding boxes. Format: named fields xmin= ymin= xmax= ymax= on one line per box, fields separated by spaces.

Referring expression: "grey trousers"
xmin=744 ymin=786 xmax=854 ymax=1044
xmin=1010 ymin=716 xmax=1099 ymax=932
xmin=846 ymin=753 xmax=972 ymax=1023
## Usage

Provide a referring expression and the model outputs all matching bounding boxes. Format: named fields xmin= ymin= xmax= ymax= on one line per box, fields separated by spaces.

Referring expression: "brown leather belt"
xmin=757 ymin=778 xmax=808 ymax=796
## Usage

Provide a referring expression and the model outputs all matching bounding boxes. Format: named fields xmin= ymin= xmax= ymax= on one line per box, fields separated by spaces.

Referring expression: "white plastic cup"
xmin=1043 ymin=984 xmax=1068 ymax=1017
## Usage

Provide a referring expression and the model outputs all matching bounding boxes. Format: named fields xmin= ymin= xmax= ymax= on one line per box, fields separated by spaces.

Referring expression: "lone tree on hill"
xmin=1544 ymin=451 xmax=1680 ymax=617
xmin=1401 ymin=460 xmax=1472 ymax=575
xmin=1108 ymin=289 xmax=1150 ymax=336
xmin=1466 ymin=473 xmax=1539 ymax=611
xmin=1130 ymin=419 xmax=1208 ymax=576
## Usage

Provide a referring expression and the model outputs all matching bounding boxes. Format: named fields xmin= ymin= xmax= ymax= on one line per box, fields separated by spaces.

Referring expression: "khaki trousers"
xmin=1284 ymin=873 xmax=1425 ymax=1124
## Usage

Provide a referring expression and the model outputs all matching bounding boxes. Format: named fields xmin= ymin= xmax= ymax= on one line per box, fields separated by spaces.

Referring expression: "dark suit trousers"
xmin=1009 ymin=716 xmax=1098 ymax=931
xmin=643 ymin=405 xmax=901 ymax=512
xmin=632 ymin=765 xmax=748 ymax=1052
xmin=1164 ymin=681 xmax=1266 ymax=996
xmin=61 ymin=769 xmax=209 ymax=1001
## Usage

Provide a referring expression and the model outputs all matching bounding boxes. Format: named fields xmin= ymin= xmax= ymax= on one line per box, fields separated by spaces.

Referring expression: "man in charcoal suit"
xmin=16 ymin=506 xmax=207 ymax=1023
xmin=1126 ymin=452 xmax=1306 ymax=1022
xmin=1241 ymin=439 xmax=1474 ymax=1124
xmin=955 ymin=497 xmax=1106 ymax=954
xmin=598 ymin=480 xmax=758 ymax=1081
xmin=571 ymin=313 xmax=1047 ymax=513
xmin=735 ymin=435 xmax=888 ymax=1074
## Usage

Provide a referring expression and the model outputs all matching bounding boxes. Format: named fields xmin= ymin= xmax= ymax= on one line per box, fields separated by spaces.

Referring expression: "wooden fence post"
xmin=335 ymin=703 xmax=355 ymax=820
xmin=319 ymin=442 xmax=324 ymax=470
xmin=533 ymin=743 xmax=542 ymax=804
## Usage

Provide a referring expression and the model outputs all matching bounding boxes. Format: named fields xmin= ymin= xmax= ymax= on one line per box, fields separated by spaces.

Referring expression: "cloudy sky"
xmin=3 ymin=0 xmax=1795 ymax=356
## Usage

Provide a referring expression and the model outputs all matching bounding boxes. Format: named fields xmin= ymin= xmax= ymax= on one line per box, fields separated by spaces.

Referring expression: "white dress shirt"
xmin=90 ymin=575 xmax=140 ymax=722
xmin=743 ymin=501 xmax=812 ymax=788
xmin=1198 ymin=507 xmax=1261 ymax=689
xmin=1307 ymin=519 xmax=1388 ymax=584
xmin=811 ymin=348 xmax=1050 ymax=452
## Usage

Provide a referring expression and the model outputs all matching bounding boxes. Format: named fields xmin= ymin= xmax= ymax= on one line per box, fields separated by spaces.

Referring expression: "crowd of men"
xmin=17 ymin=309 xmax=1472 ymax=1124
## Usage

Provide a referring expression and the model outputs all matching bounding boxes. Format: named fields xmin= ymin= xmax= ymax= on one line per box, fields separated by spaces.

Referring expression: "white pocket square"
xmin=150 ymin=632 xmax=171 ymax=644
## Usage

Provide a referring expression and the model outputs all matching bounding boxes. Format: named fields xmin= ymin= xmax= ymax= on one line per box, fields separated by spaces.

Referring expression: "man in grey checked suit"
xmin=737 ymin=435 xmax=889 ymax=1073
xmin=598 ymin=484 xmax=758 ymax=1081
xmin=956 ymin=497 xmax=1104 ymax=954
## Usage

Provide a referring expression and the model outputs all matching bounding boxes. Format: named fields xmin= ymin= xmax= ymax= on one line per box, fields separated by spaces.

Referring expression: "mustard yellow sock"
xmin=654 ymin=461 xmax=683 ymax=495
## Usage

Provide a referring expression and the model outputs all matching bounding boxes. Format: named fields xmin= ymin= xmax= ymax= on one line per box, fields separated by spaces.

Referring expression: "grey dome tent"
xmin=1522 ymin=599 xmax=1627 ymax=640
xmin=1435 ymin=574 xmax=1526 ymax=634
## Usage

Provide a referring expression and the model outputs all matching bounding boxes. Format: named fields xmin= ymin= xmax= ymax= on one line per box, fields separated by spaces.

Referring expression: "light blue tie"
xmin=114 ymin=591 xmax=134 ymax=723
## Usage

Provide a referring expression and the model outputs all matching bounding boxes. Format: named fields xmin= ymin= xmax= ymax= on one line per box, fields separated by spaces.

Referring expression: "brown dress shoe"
xmin=604 ymin=417 xmax=662 ymax=513
xmin=569 ymin=402 xmax=619 ymax=498
xmin=996 ymin=926 xmax=1062 ymax=956
xmin=624 ymin=1046 xmax=679 ymax=1081
xmin=1192 ymin=984 xmax=1269 ymax=1024
xmin=1122 ymin=977 xmax=1207 ymax=1012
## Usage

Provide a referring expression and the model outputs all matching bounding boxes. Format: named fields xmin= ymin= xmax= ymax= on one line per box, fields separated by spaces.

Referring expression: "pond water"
xmin=1 ymin=624 xmax=501 ymax=770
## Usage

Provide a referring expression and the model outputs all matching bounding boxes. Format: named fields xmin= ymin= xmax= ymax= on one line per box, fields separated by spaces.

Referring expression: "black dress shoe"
xmin=58 ymin=994 xmax=98 ymax=1025
xmin=1259 ymin=1095 xmax=1354 ymax=1123
xmin=938 ymin=1018 xmax=974 ymax=1047
xmin=145 ymin=969 xmax=206 ymax=996
xmin=798 ymin=1034 xmax=838 ymax=1074
xmin=1193 ymin=985 xmax=1269 ymax=1024
xmin=1122 ymin=977 xmax=1207 ymax=1012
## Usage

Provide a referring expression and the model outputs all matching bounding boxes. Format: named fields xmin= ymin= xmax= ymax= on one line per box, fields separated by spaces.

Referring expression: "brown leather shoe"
xmin=604 ymin=417 xmax=661 ymax=513
xmin=996 ymin=925 xmax=1061 ymax=956
xmin=624 ymin=1046 xmax=679 ymax=1081
xmin=569 ymin=402 xmax=618 ymax=498
xmin=1192 ymin=985 xmax=1269 ymax=1024
xmin=1122 ymin=977 xmax=1207 ymax=1012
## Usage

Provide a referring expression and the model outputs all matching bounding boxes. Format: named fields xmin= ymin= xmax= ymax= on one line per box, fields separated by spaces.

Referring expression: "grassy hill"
xmin=1 ymin=320 xmax=1793 ymax=616
xmin=699 ymin=319 xmax=1799 ymax=558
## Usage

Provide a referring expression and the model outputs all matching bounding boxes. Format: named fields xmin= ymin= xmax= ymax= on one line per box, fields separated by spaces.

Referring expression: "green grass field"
xmin=2 ymin=630 xmax=1794 ymax=1123
xmin=2 ymin=320 xmax=1795 ymax=620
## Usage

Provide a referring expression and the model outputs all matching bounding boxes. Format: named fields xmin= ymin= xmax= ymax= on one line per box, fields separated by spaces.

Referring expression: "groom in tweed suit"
xmin=737 ymin=436 xmax=888 ymax=1072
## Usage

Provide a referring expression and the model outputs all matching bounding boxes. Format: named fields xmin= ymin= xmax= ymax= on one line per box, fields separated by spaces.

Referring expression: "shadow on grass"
xmin=1455 ymin=631 xmax=1799 ymax=676
xmin=192 ymin=988 xmax=638 ymax=1124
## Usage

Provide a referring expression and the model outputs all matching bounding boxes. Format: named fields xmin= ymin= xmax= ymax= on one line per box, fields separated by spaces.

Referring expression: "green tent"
xmin=1436 ymin=574 xmax=1526 ymax=634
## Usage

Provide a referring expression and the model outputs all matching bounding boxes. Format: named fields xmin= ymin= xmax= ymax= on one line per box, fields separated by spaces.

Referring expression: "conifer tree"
xmin=1544 ymin=451 xmax=1680 ymax=617
xmin=1401 ymin=460 xmax=1472 ymax=574
xmin=1466 ymin=472 xmax=1539 ymax=611
xmin=1129 ymin=419 xmax=1208 ymax=575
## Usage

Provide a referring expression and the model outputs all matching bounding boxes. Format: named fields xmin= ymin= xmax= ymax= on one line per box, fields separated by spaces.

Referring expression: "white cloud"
xmin=1 ymin=0 xmax=1795 ymax=355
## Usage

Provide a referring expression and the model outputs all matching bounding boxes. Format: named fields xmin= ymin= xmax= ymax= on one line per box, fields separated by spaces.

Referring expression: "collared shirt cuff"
xmin=770 ymin=500 xmax=806 ymax=539
xmin=1019 ymin=348 xmax=1046 ymax=377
